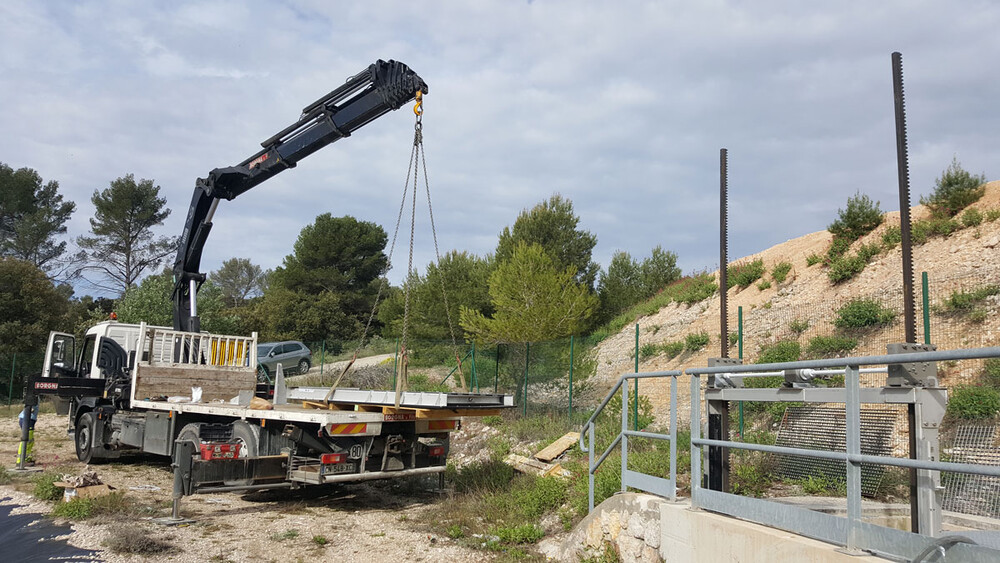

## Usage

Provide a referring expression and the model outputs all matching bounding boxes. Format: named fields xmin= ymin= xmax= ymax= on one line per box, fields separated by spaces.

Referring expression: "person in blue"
xmin=16 ymin=403 xmax=39 ymax=466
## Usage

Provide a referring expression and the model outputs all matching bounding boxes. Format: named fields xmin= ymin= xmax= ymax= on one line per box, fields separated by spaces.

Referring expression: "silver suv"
xmin=257 ymin=341 xmax=312 ymax=381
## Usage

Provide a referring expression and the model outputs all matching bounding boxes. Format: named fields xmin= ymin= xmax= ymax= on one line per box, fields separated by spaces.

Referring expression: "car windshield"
xmin=257 ymin=345 xmax=274 ymax=357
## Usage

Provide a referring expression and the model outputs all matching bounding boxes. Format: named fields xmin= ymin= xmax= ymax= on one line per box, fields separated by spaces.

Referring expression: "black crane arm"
xmin=172 ymin=59 xmax=428 ymax=332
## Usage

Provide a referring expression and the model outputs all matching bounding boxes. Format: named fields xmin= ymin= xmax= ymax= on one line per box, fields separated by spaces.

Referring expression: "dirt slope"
xmin=593 ymin=181 xmax=1000 ymax=423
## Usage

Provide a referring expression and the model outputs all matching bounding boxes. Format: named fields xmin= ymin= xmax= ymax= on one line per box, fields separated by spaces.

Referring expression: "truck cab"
xmin=43 ymin=322 xmax=164 ymax=382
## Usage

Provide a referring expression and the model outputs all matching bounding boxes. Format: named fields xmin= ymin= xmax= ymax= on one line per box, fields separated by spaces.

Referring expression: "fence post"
xmin=7 ymin=353 xmax=14 ymax=407
xmin=633 ymin=324 xmax=639 ymax=431
xmin=392 ymin=338 xmax=399 ymax=390
xmin=921 ymin=271 xmax=931 ymax=345
xmin=494 ymin=344 xmax=500 ymax=393
xmin=320 ymin=341 xmax=326 ymax=376
xmin=523 ymin=342 xmax=530 ymax=416
xmin=471 ymin=340 xmax=478 ymax=392
xmin=621 ymin=377 xmax=629 ymax=492
xmin=568 ymin=335 xmax=574 ymax=419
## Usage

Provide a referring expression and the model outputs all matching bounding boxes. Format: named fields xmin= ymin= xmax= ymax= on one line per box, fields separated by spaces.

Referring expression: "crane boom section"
xmin=172 ymin=60 xmax=427 ymax=332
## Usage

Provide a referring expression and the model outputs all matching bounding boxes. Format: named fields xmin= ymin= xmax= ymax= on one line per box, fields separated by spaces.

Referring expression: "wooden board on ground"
xmin=504 ymin=453 xmax=571 ymax=480
xmin=533 ymin=431 xmax=580 ymax=462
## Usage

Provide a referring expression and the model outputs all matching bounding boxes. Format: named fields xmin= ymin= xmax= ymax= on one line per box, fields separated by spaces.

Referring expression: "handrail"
xmin=686 ymin=346 xmax=1000 ymax=375
xmin=578 ymin=370 xmax=681 ymax=453
xmin=580 ymin=369 xmax=681 ymax=512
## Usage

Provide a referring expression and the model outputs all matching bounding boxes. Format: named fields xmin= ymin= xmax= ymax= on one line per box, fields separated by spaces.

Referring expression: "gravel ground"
xmin=1 ymin=412 xmax=501 ymax=562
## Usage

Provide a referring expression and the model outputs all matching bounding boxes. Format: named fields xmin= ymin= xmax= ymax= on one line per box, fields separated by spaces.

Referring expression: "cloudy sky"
xmin=1 ymin=1 xmax=997 ymax=296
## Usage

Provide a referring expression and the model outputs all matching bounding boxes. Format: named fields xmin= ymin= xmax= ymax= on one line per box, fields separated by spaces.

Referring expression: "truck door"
xmin=42 ymin=332 xmax=76 ymax=378
xmin=78 ymin=335 xmax=99 ymax=379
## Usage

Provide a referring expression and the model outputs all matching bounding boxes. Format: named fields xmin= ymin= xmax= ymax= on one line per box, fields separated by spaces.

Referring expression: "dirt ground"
xmin=0 ymin=411 xmax=499 ymax=562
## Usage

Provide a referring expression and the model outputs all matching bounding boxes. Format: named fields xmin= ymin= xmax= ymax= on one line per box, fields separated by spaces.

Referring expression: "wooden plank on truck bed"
xmin=533 ymin=431 xmax=580 ymax=462
xmin=134 ymin=365 xmax=255 ymax=402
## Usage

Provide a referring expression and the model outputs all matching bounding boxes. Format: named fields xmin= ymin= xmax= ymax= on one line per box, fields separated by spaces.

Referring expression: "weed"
xmin=756 ymin=280 xmax=772 ymax=291
xmin=270 ymin=529 xmax=299 ymax=541
xmin=104 ymin=527 xmax=173 ymax=555
xmin=806 ymin=253 xmax=822 ymax=267
xmin=32 ymin=473 xmax=63 ymax=501
xmin=481 ymin=415 xmax=503 ymax=426
xmin=987 ymin=208 xmax=1000 ymax=222
xmin=946 ymin=386 xmax=1000 ymax=420
xmin=789 ymin=318 xmax=810 ymax=335
xmin=757 ymin=340 xmax=801 ymax=364
xmin=661 ymin=341 xmax=685 ymax=359
xmin=806 ymin=335 xmax=858 ymax=358
xmin=312 ymin=535 xmax=328 ymax=546
xmin=771 ymin=261 xmax=793 ymax=283
xmin=639 ymin=343 xmax=658 ymax=360
xmin=969 ymin=309 xmax=988 ymax=323
xmin=685 ymin=332 xmax=710 ymax=352
xmin=52 ymin=498 xmax=92 ymax=519
xmin=728 ymin=331 xmax=739 ymax=346
xmin=943 ymin=284 xmax=1000 ymax=313
xmin=582 ymin=542 xmax=621 ymax=563
xmin=961 ymin=207 xmax=983 ymax=227
xmin=446 ymin=460 xmax=514 ymax=493
xmin=827 ymin=255 xmax=866 ymax=283
xmin=493 ymin=524 xmax=544 ymax=544
xmin=911 ymin=216 xmax=961 ymax=244
xmin=728 ymin=259 xmax=765 ymax=289
xmin=447 ymin=524 xmax=464 ymax=539
xmin=834 ymin=298 xmax=895 ymax=329
xmin=668 ymin=273 xmax=717 ymax=305
xmin=983 ymin=359 xmax=1000 ymax=388
xmin=856 ymin=241 xmax=882 ymax=262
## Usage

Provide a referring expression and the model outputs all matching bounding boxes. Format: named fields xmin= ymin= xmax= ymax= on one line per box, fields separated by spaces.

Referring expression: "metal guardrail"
xmin=578 ymin=370 xmax=681 ymax=512
xmin=582 ymin=346 xmax=1000 ymax=561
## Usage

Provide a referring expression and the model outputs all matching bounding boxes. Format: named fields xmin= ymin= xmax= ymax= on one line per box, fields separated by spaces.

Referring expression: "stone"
xmin=644 ymin=519 xmax=660 ymax=548
xmin=585 ymin=519 xmax=604 ymax=547
xmin=629 ymin=512 xmax=645 ymax=539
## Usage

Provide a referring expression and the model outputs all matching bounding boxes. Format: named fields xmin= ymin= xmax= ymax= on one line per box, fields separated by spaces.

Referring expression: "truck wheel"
xmin=297 ymin=359 xmax=310 ymax=375
xmin=224 ymin=421 xmax=259 ymax=487
xmin=75 ymin=412 xmax=98 ymax=464
xmin=176 ymin=423 xmax=203 ymax=450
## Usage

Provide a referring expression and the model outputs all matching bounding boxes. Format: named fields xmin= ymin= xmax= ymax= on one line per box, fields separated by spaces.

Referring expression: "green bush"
xmin=789 ymin=318 xmax=810 ymax=335
xmin=828 ymin=192 xmax=884 ymax=241
xmin=856 ymin=241 xmax=882 ymax=262
xmin=881 ymin=226 xmax=901 ymax=249
xmin=921 ymin=157 xmax=987 ymax=218
xmin=827 ymin=255 xmax=865 ymax=283
xmin=756 ymin=340 xmax=801 ymax=365
xmin=961 ymin=207 xmax=983 ymax=228
xmin=826 ymin=237 xmax=852 ymax=261
xmin=728 ymin=331 xmax=739 ymax=346
xmin=685 ymin=332 xmax=710 ymax=352
xmin=834 ymin=298 xmax=895 ymax=329
xmin=33 ymin=473 xmax=63 ymax=501
xmin=756 ymin=280 xmax=771 ymax=291
xmin=662 ymin=341 xmax=685 ymax=359
xmin=986 ymin=209 xmax=1000 ymax=222
xmin=669 ymin=273 xmax=718 ymax=305
xmin=806 ymin=335 xmax=858 ymax=358
xmin=639 ymin=343 xmax=658 ymax=360
xmin=943 ymin=284 xmax=1000 ymax=312
xmin=911 ymin=217 xmax=961 ymax=244
xmin=806 ymin=253 xmax=822 ymax=267
xmin=727 ymin=259 xmax=766 ymax=289
xmin=771 ymin=261 xmax=793 ymax=284
xmin=52 ymin=498 xmax=93 ymax=519
xmin=494 ymin=524 xmax=545 ymax=544
xmin=946 ymin=385 xmax=1000 ymax=420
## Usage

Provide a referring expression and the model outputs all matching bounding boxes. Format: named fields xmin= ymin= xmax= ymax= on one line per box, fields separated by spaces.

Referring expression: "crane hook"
xmin=413 ymin=90 xmax=423 ymax=116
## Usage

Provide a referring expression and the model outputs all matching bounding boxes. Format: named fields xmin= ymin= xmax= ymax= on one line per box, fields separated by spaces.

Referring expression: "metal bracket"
xmin=707 ymin=357 xmax=742 ymax=388
xmin=886 ymin=343 xmax=937 ymax=387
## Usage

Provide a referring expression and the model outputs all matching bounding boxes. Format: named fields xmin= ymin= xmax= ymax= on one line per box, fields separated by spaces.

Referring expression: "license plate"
xmin=322 ymin=462 xmax=354 ymax=475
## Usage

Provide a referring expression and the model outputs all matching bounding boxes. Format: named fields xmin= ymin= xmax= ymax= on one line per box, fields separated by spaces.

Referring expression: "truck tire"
xmin=224 ymin=421 xmax=259 ymax=487
xmin=75 ymin=412 xmax=99 ymax=464
xmin=176 ymin=423 xmax=203 ymax=450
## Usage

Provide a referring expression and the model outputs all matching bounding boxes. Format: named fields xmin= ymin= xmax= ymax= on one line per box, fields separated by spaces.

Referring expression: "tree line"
xmin=0 ymin=162 xmax=682 ymax=356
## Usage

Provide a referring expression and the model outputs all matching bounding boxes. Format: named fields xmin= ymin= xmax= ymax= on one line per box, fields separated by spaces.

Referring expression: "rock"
xmin=629 ymin=512 xmax=645 ymax=539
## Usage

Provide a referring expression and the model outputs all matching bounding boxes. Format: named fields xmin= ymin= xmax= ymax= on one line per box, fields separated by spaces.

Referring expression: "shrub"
xmin=921 ymin=157 xmax=987 ymax=218
xmin=685 ymin=332 xmax=710 ymax=352
xmin=827 ymin=255 xmax=866 ymax=283
xmin=727 ymin=259 xmax=765 ymax=289
xmin=270 ymin=529 xmax=299 ymax=541
xmin=789 ymin=318 xmax=810 ymax=335
xmin=826 ymin=237 xmax=852 ymax=261
xmin=771 ymin=261 xmax=793 ymax=284
xmin=639 ymin=343 xmax=658 ymax=360
xmin=805 ymin=253 xmax=822 ymax=267
xmin=806 ymin=335 xmax=858 ymax=358
xmin=986 ymin=208 xmax=1000 ymax=222
xmin=828 ymin=191 xmax=884 ymax=241
xmin=312 ymin=535 xmax=328 ymax=546
xmin=756 ymin=280 xmax=771 ymax=291
xmin=856 ymin=241 xmax=882 ymax=262
xmin=728 ymin=331 xmax=739 ymax=346
xmin=946 ymin=385 xmax=1000 ymax=420
xmin=881 ymin=226 xmax=901 ymax=249
xmin=669 ymin=273 xmax=718 ymax=305
xmin=662 ymin=341 xmax=685 ymax=359
xmin=961 ymin=207 xmax=983 ymax=228
xmin=494 ymin=523 xmax=545 ymax=544
xmin=834 ymin=298 xmax=895 ymax=329
xmin=52 ymin=498 xmax=93 ymax=519
xmin=757 ymin=340 xmax=801 ymax=364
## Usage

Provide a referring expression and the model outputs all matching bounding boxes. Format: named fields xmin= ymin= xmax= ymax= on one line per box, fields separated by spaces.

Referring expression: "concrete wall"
xmin=556 ymin=493 xmax=886 ymax=562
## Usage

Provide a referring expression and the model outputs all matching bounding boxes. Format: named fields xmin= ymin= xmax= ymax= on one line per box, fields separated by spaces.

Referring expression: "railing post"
xmin=621 ymin=377 xmax=629 ymax=493
xmin=669 ymin=375 xmax=678 ymax=501
xmin=588 ymin=422 xmax=595 ymax=513
xmin=845 ymin=364 xmax=862 ymax=553
xmin=634 ymin=324 xmax=639 ymax=431
xmin=690 ymin=374 xmax=702 ymax=507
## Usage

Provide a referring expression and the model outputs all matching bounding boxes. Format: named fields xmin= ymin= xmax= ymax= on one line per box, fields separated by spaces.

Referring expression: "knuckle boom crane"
xmin=172 ymin=59 xmax=428 ymax=332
